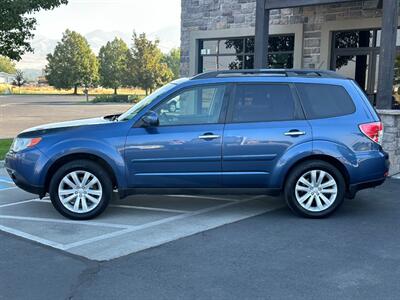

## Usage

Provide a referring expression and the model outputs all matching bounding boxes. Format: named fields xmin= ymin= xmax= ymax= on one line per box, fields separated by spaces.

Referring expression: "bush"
xmin=91 ymin=94 xmax=143 ymax=103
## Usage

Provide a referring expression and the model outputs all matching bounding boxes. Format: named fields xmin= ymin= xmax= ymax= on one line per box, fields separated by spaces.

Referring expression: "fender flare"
xmin=39 ymin=138 xmax=127 ymax=190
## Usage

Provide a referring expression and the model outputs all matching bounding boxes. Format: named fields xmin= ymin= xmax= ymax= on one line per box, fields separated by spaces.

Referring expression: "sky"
xmin=32 ymin=0 xmax=181 ymax=39
xmin=17 ymin=0 xmax=181 ymax=71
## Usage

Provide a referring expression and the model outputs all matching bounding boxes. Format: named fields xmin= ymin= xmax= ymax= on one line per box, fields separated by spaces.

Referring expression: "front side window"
xmin=154 ymin=85 xmax=226 ymax=126
xmin=118 ymin=82 xmax=180 ymax=121
xmin=295 ymin=83 xmax=355 ymax=119
xmin=231 ymin=84 xmax=296 ymax=123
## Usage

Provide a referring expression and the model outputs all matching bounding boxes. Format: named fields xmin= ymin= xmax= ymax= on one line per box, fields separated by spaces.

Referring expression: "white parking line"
xmin=0 ymin=199 xmax=39 ymax=208
xmin=0 ymin=215 xmax=132 ymax=229
xmin=63 ymin=196 xmax=262 ymax=250
xmin=0 ymin=224 xmax=65 ymax=250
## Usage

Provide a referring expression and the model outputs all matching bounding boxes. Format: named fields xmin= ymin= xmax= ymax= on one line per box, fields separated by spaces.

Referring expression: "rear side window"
xmin=295 ymin=83 xmax=355 ymax=119
xmin=231 ymin=84 xmax=297 ymax=123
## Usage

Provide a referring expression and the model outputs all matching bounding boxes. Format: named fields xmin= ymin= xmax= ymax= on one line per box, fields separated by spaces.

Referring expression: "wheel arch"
xmin=44 ymin=153 xmax=119 ymax=193
xmin=282 ymin=154 xmax=350 ymax=190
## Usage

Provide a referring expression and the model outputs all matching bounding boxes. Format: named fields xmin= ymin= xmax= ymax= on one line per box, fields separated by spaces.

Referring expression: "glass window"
xmin=217 ymin=55 xmax=243 ymax=70
xmin=335 ymin=55 xmax=369 ymax=91
xmin=268 ymin=35 xmax=295 ymax=52
xmin=376 ymin=29 xmax=400 ymax=47
xmin=231 ymin=84 xmax=296 ymax=123
xmin=334 ymin=30 xmax=373 ymax=48
xmin=200 ymin=40 xmax=218 ymax=55
xmin=199 ymin=35 xmax=294 ymax=73
xmin=245 ymin=37 xmax=255 ymax=53
xmin=154 ymin=85 xmax=226 ymax=126
xmin=268 ymin=53 xmax=294 ymax=69
xmin=219 ymin=39 xmax=244 ymax=54
xmin=296 ymin=84 xmax=355 ymax=119
xmin=118 ymin=82 xmax=178 ymax=121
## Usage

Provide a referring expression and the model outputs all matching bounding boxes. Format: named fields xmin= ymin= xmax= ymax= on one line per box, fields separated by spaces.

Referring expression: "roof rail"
xmin=191 ymin=69 xmax=346 ymax=80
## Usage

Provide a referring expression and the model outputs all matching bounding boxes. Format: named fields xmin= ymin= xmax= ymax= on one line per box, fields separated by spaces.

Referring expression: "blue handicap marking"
xmin=0 ymin=176 xmax=15 ymax=190
xmin=0 ymin=176 xmax=13 ymax=184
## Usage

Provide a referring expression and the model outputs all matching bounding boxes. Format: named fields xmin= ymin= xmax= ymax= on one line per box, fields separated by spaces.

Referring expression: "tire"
xmin=284 ymin=160 xmax=346 ymax=218
xmin=49 ymin=159 xmax=112 ymax=220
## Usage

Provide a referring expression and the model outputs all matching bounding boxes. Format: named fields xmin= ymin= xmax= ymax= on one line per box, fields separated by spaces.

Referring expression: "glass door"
xmin=333 ymin=52 xmax=378 ymax=104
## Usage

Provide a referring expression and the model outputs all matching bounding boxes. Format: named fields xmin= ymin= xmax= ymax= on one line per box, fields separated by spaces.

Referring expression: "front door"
xmin=125 ymin=84 xmax=228 ymax=188
xmin=222 ymin=83 xmax=312 ymax=188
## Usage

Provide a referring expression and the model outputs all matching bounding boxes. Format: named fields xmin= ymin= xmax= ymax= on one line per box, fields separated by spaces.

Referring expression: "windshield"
xmin=118 ymin=82 xmax=180 ymax=121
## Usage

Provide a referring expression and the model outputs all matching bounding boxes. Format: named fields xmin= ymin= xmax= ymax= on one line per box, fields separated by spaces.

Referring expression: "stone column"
xmin=378 ymin=110 xmax=400 ymax=176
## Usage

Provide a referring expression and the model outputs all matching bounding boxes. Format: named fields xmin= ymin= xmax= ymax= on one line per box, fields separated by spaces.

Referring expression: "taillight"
xmin=359 ymin=122 xmax=383 ymax=144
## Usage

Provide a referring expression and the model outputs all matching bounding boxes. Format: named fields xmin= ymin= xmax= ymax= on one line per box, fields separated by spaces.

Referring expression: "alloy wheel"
xmin=58 ymin=170 xmax=103 ymax=214
xmin=294 ymin=170 xmax=338 ymax=212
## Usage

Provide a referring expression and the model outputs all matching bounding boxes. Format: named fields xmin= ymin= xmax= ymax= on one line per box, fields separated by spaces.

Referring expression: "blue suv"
xmin=5 ymin=69 xmax=389 ymax=219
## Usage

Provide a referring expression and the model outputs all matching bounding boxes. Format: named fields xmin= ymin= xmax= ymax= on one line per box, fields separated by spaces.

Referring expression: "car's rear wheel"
xmin=49 ymin=160 xmax=112 ymax=220
xmin=284 ymin=160 xmax=345 ymax=218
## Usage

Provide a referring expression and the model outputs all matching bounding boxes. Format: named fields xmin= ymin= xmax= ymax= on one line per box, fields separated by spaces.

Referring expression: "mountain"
xmin=16 ymin=27 xmax=180 ymax=79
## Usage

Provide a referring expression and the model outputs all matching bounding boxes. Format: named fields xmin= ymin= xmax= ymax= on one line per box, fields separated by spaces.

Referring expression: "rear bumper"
xmin=347 ymin=177 xmax=386 ymax=198
xmin=346 ymin=150 xmax=389 ymax=198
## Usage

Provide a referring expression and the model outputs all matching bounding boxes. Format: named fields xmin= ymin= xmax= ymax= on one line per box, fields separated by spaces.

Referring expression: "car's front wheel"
xmin=49 ymin=160 xmax=112 ymax=220
xmin=284 ymin=160 xmax=346 ymax=218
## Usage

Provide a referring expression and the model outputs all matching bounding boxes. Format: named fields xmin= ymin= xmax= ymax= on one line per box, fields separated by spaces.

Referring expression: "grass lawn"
xmin=0 ymin=83 xmax=145 ymax=96
xmin=0 ymin=139 xmax=13 ymax=160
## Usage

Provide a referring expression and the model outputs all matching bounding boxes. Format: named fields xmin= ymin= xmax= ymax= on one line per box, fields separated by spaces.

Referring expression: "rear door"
xmin=222 ymin=82 xmax=312 ymax=188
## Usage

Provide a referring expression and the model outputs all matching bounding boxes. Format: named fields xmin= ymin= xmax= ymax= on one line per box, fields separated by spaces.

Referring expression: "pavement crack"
xmin=66 ymin=261 xmax=102 ymax=300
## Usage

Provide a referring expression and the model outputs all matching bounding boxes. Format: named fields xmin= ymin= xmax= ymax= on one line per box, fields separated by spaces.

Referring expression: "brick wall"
xmin=379 ymin=110 xmax=400 ymax=175
xmin=181 ymin=0 xmax=382 ymax=76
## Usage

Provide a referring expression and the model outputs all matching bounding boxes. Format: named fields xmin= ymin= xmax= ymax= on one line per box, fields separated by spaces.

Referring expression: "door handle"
xmin=284 ymin=130 xmax=306 ymax=137
xmin=198 ymin=133 xmax=220 ymax=140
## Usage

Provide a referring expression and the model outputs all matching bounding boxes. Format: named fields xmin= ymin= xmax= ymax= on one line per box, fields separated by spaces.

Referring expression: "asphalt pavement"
xmin=1 ymin=178 xmax=400 ymax=300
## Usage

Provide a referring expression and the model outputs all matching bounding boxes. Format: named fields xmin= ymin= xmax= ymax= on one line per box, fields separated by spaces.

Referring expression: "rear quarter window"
xmin=295 ymin=83 xmax=355 ymax=119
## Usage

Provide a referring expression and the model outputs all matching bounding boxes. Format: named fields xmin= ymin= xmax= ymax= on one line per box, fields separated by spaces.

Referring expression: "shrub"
xmin=91 ymin=94 xmax=143 ymax=103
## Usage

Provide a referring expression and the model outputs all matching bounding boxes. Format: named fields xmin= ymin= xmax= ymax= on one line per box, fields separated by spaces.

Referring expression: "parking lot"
xmin=0 ymin=168 xmax=283 ymax=261
xmin=2 ymin=165 xmax=400 ymax=299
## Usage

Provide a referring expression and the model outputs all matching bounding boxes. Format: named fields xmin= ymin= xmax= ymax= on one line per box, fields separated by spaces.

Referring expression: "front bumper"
xmin=4 ymin=149 xmax=47 ymax=197
xmin=6 ymin=167 xmax=45 ymax=196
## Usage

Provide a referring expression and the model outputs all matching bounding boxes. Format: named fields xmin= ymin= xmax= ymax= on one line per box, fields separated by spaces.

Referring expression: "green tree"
xmin=45 ymin=30 xmax=99 ymax=94
xmin=0 ymin=0 xmax=68 ymax=60
xmin=98 ymin=38 xmax=131 ymax=94
xmin=0 ymin=56 xmax=16 ymax=74
xmin=130 ymin=32 xmax=173 ymax=95
xmin=162 ymin=48 xmax=180 ymax=79
xmin=13 ymin=70 xmax=25 ymax=87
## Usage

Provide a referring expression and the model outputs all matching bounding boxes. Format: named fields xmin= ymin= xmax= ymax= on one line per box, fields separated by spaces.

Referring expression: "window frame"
xmin=198 ymin=34 xmax=295 ymax=73
xmin=225 ymin=82 xmax=305 ymax=124
xmin=135 ymin=83 xmax=232 ymax=128
xmin=294 ymin=83 xmax=356 ymax=120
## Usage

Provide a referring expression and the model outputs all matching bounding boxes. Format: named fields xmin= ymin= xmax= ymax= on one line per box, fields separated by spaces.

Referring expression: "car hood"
xmin=21 ymin=117 xmax=111 ymax=134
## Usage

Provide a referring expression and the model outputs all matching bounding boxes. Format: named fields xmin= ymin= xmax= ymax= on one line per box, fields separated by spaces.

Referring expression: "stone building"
xmin=180 ymin=0 xmax=400 ymax=175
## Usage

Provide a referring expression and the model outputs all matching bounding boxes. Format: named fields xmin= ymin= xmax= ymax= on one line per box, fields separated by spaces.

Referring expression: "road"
xmin=1 ymin=178 xmax=400 ymax=299
xmin=0 ymin=95 xmax=132 ymax=138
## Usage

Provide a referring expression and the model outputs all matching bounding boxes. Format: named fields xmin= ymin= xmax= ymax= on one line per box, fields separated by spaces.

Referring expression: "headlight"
xmin=11 ymin=137 xmax=42 ymax=152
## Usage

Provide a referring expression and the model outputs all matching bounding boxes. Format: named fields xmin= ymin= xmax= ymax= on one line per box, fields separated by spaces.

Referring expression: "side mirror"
xmin=141 ymin=111 xmax=159 ymax=127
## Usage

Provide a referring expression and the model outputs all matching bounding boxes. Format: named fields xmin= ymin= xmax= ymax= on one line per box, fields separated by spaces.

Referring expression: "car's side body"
xmin=5 ymin=70 xmax=389 ymax=219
